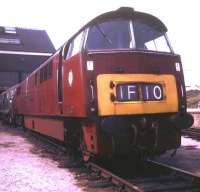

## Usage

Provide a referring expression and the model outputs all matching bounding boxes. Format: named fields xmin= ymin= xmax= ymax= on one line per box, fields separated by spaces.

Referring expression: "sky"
xmin=0 ymin=0 xmax=199 ymax=86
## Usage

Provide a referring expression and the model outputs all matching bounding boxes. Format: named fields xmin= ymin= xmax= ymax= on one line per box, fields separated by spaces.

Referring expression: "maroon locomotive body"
xmin=3 ymin=7 xmax=193 ymax=160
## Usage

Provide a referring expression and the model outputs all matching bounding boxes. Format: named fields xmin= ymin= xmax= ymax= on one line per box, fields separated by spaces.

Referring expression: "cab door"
xmin=62 ymin=31 xmax=87 ymax=117
xmin=57 ymin=50 xmax=63 ymax=114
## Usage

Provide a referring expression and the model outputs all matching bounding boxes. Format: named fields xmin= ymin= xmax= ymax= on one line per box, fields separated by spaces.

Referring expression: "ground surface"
xmin=0 ymin=123 xmax=82 ymax=192
xmin=0 ymin=122 xmax=113 ymax=192
xmin=154 ymin=136 xmax=200 ymax=176
xmin=187 ymin=90 xmax=200 ymax=108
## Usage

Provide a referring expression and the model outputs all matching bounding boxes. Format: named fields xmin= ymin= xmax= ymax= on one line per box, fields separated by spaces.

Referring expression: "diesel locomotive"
xmin=0 ymin=7 xmax=193 ymax=160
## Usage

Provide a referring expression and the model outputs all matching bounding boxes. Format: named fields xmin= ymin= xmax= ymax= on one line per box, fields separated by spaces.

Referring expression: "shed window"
xmin=0 ymin=38 xmax=21 ymax=45
xmin=4 ymin=27 xmax=17 ymax=34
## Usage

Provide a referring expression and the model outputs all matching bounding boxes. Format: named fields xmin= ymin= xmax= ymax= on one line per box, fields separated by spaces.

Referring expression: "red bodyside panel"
xmin=15 ymin=52 xmax=87 ymax=118
xmin=24 ymin=117 xmax=64 ymax=141
xmin=15 ymin=53 xmax=65 ymax=117
xmin=36 ymin=56 xmax=60 ymax=115
xmin=63 ymin=53 xmax=87 ymax=117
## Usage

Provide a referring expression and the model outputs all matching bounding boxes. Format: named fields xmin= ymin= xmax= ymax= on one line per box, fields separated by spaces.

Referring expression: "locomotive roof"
xmin=68 ymin=7 xmax=167 ymax=43
xmin=29 ymin=7 xmax=169 ymax=77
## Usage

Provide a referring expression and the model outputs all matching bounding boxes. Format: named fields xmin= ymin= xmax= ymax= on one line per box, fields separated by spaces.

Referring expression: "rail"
xmin=86 ymin=162 xmax=144 ymax=192
xmin=147 ymin=159 xmax=200 ymax=183
xmin=87 ymin=159 xmax=200 ymax=192
xmin=182 ymin=128 xmax=200 ymax=139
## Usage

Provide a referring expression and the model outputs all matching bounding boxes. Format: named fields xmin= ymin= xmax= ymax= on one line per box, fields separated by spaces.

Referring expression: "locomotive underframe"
xmin=12 ymin=112 xmax=190 ymax=160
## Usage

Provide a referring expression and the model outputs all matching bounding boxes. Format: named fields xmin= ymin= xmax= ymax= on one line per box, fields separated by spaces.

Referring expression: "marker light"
xmin=175 ymin=62 xmax=181 ymax=71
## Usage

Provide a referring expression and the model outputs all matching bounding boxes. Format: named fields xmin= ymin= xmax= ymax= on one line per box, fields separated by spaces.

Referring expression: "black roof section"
xmin=0 ymin=26 xmax=55 ymax=53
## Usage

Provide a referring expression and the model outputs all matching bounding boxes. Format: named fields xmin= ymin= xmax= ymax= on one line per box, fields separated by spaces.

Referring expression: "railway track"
xmin=182 ymin=128 xmax=200 ymax=139
xmin=23 ymin=127 xmax=200 ymax=192
xmin=86 ymin=159 xmax=200 ymax=192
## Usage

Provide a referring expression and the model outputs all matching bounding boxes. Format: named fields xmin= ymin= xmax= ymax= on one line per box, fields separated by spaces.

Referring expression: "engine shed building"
xmin=0 ymin=26 xmax=55 ymax=93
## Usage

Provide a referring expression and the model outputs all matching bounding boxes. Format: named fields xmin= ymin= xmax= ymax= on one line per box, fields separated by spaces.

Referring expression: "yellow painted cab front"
xmin=97 ymin=74 xmax=178 ymax=116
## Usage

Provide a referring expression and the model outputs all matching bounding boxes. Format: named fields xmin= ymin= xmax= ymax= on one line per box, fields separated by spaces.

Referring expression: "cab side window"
xmin=66 ymin=31 xmax=84 ymax=59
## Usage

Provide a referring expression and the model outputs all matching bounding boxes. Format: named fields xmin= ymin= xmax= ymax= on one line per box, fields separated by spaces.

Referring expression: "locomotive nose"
xmin=170 ymin=113 xmax=194 ymax=129
xmin=96 ymin=74 xmax=178 ymax=116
